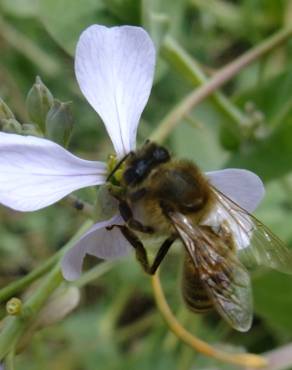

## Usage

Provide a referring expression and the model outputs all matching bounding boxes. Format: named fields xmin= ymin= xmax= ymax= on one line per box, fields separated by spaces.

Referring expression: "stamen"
xmin=106 ymin=152 xmax=132 ymax=183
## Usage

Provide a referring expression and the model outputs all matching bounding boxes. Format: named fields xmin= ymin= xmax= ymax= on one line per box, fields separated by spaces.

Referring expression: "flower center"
xmin=106 ymin=154 xmax=126 ymax=185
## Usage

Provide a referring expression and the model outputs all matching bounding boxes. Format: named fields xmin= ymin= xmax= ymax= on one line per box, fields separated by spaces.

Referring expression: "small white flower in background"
xmin=0 ymin=25 xmax=265 ymax=281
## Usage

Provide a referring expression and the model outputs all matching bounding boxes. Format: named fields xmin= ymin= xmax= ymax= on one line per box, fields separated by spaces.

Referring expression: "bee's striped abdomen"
xmin=182 ymin=253 xmax=213 ymax=313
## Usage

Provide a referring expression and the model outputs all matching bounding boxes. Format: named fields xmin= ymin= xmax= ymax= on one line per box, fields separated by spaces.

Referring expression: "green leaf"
xmin=226 ymin=118 xmax=292 ymax=182
xmin=251 ymin=180 xmax=292 ymax=334
xmin=106 ymin=0 xmax=141 ymax=24
xmin=254 ymin=271 xmax=292 ymax=333
xmin=255 ymin=180 xmax=292 ymax=241
xmin=38 ymin=0 xmax=114 ymax=55
xmin=0 ymin=0 xmax=39 ymax=17
xmin=172 ymin=102 xmax=229 ymax=171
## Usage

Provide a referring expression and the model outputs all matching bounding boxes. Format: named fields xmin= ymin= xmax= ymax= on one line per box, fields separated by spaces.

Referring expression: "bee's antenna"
xmin=106 ymin=152 xmax=132 ymax=182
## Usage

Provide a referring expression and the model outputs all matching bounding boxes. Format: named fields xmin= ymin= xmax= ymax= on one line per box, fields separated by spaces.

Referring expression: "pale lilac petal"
xmin=61 ymin=215 xmax=132 ymax=281
xmin=0 ymin=132 xmax=106 ymax=211
xmin=202 ymin=200 xmax=252 ymax=250
xmin=75 ymin=25 xmax=156 ymax=157
xmin=206 ymin=169 xmax=265 ymax=212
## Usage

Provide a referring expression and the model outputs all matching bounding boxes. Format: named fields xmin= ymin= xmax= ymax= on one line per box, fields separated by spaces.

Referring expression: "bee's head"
xmin=123 ymin=141 xmax=170 ymax=186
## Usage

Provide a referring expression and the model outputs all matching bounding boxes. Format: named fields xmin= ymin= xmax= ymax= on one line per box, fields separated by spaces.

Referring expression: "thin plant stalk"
xmin=151 ymin=270 xmax=267 ymax=368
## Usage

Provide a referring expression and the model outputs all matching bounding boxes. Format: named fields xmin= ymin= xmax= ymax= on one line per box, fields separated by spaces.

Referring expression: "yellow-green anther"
xmin=45 ymin=99 xmax=74 ymax=147
xmin=26 ymin=76 xmax=53 ymax=132
xmin=0 ymin=118 xmax=22 ymax=134
xmin=114 ymin=168 xmax=124 ymax=183
xmin=6 ymin=297 xmax=22 ymax=316
xmin=114 ymin=162 xmax=126 ymax=183
xmin=107 ymin=154 xmax=118 ymax=173
xmin=106 ymin=154 xmax=127 ymax=183
xmin=0 ymin=97 xmax=14 ymax=120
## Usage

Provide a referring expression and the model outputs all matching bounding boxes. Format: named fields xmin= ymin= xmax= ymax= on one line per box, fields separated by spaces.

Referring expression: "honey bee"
xmin=107 ymin=141 xmax=292 ymax=332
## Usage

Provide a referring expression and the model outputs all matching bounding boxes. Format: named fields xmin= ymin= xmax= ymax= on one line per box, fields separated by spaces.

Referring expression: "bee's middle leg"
xmin=149 ymin=235 xmax=176 ymax=274
xmin=117 ymin=225 xmax=151 ymax=273
xmin=112 ymin=225 xmax=176 ymax=275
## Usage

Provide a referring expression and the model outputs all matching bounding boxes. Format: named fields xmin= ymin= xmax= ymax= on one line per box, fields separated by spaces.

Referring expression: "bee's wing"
xmin=211 ymin=188 xmax=292 ymax=274
xmin=169 ymin=211 xmax=252 ymax=332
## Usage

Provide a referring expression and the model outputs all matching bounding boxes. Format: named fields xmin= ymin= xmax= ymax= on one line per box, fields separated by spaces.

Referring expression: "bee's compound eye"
xmin=123 ymin=168 xmax=137 ymax=185
xmin=153 ymin=147 xmax=170 ymax=162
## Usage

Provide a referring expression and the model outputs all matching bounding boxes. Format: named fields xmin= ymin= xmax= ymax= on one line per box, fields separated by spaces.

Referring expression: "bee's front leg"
xmin=119 ymin=200 xmax=154 ymax=234
xmin=108 ymin=185 xmax=153 ymax=233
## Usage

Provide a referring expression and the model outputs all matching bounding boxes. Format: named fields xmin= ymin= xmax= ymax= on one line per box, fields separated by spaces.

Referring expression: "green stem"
xmin=161 ymin=36 xmax=249 ymax=129
xmin=61 ymin=194 xmax=95 ymax=218
xmin=4 ymin=348 xmax=15 ymax=370
xmin=0 ymin=220 xmax=92 ymax=303
xmin=0 ymin=255 xmax=59 ymax=304
xmin=0 ymin=264 xmax=62 ymax=359
xmin=99 ymin=285 xmax=134 ymax=336
xmin=177 ymin=345 xmax=195 ymax=370
xmin=0 ymin=220 xmax=93 ymax=359
xmin=22 ymin=265 xmax=63 ymax=317
xmin=151 ymin=26 xmax=292 ymax=143
xmin=74 ymin=261 xmax=115 ymax=288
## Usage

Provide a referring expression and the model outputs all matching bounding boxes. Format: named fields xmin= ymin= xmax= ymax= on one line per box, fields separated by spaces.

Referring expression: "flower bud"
xmin=35 ymin=286 xmax=80 ymax=328
xmin=0 ymin=118 xmax=22 ymax=134
xmin=45 ymin=99 xmax=74 ymax=147
xmin=6 ymin=297 xmax=22 ymax=316
xmin=16 ymin=287 xmax=80 ymax=354
xmin=0 ymin=97 xmax=14 ymax=120
xmin=22 ymin=123 xmax=41 ymax=137
xmin=26 ymin=76 xmax=53 ymax=132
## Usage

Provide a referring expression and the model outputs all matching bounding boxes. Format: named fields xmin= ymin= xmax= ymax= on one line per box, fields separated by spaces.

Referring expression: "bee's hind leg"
xmin=110 ymin=225 xmax=176 ymax=275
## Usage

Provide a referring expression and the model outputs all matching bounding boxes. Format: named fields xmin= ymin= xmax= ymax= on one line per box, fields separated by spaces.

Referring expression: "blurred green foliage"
xmin=1 ymin=0 xmax=292 ymax=369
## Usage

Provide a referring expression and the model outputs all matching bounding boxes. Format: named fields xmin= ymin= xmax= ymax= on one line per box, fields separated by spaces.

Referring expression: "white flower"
xmin=0 ymin=25 xmax=265 ymax=281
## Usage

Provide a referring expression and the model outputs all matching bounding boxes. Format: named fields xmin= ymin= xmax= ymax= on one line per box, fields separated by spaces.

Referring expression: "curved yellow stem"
xmin=151 ymin=271 xmax=268 ymax=368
